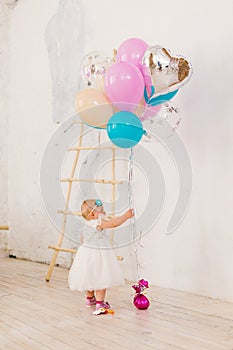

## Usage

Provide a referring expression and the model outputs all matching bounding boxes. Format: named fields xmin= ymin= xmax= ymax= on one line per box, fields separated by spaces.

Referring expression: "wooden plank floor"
xmin=0 ymin=258 xmax=232 ymax=350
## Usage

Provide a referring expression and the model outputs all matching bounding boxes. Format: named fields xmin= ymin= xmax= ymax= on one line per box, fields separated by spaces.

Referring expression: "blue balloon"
xmin=107 ymin=111 xmax=145 ymax=149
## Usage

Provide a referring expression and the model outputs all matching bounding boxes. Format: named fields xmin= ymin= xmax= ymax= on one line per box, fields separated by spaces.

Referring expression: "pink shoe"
xmin=93 ymin=301 xmax=111 ymax=315
xmin=86 ymin=296 xmax=96 ymax=307
xmin=95 ymin=301 xmax=110 ymax=310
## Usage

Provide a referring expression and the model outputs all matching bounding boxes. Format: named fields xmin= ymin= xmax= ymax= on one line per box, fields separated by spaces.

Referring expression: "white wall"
xmin=0 ymin=2 xmax=10 ymax=255
xmin=7 ymin=0 xmax=72 ymax=266
xmin=4 ymin=0 xmax=233 ymax=301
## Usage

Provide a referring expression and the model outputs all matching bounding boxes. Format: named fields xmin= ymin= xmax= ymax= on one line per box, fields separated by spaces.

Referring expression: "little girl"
xmin=68 ymin=199 xmax=134 ymax=314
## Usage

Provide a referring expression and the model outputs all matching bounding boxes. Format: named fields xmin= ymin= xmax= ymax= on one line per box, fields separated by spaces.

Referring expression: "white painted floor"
xmin=0 ymin=258 xmax=232 ymax=350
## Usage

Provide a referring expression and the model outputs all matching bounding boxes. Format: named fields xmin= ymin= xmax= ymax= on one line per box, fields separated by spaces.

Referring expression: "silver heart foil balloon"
xmin=142 ymin=45 xmax=193 ymax=97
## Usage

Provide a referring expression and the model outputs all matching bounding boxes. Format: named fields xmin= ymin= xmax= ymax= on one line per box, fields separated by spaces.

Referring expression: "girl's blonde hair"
xmin=81 ymin=199 xmax=96 ymax=220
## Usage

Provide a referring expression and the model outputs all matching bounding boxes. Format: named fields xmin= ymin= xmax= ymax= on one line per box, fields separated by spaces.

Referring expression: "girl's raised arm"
xmin=97 ymin=209 xmax=134 ymax=230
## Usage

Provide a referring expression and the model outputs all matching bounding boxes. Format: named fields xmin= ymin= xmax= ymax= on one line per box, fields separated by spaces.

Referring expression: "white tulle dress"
xmin=68 ymin=215 xmax=125 ymax=292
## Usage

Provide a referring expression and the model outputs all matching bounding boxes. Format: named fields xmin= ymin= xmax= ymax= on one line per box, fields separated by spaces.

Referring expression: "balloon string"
xmin=128 ymin=148 xmax=143 ymax=279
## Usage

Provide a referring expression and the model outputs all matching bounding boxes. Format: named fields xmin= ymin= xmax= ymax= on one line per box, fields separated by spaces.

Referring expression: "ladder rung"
xmin=57 ymin=210 xmax=115 ymax=218
xmin=68 ymin=146 xmax=118 ymax=151
xmin=48 ymin=245 xmax=76 ymax=253
xmin=48 ymin=245 xmax=123 ymax=260
xmin=60 ymin=178 xmax=123 ymax=185
xmin=0 ymin=226 xmax=9 ymax=230
xmin=57 ymin=210 xmax=81 ymax=216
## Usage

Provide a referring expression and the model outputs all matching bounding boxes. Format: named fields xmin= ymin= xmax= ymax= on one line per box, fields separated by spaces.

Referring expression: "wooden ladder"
xmin=45 ymin=122 xmax=123 ymax=282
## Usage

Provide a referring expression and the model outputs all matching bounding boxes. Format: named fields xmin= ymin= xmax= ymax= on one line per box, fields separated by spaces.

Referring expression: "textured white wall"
xmin=0 ymin=2 xmax=11 ymax=255
xmin=7 ymin=0 xmax=73 ymax=266
xmin=45 ymin=0 xmax=84 ymax=122
xmin=5 ymin=0 xmax=233 ymax=301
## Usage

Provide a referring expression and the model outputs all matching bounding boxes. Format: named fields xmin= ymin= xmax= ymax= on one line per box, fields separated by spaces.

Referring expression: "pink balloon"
xmin=117 ymin=38 xmax=149 ymax=70
xmin=140 ymin=103 xmax=162 ymax=121
xmin=104 ymin=62 xmax=144 ymax=112
xmin=117 ymin=38 xmax=151 ymax=92
xmin=141 ymin=65 xmax=153 ymax=93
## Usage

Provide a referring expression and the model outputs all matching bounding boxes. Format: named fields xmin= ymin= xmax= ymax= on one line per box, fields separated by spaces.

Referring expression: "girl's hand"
xmin=125 ymin=209 xmax=134 ymax=218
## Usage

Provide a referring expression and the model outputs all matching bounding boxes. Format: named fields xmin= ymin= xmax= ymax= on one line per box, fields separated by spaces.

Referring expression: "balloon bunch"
xmin=132 ymin=279 xmax=150 ymax=310
xmin=76 ymin=38 xmax=192 ymax=148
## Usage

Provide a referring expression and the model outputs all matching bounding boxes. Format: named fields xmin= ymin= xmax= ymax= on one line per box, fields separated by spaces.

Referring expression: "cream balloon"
xmin=95 ymin=75 xmax=106 ymax=93
xmin=76 ymin=88 xmax=114 ymax=129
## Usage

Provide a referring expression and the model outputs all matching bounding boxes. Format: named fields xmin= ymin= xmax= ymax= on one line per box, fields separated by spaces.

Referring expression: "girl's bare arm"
xmin=97 ymin=209 xmax=134 ymax=230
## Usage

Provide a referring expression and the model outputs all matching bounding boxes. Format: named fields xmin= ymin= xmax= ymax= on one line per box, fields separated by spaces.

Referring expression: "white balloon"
xmin=81 ymin=51 xmax=113 ymax=88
